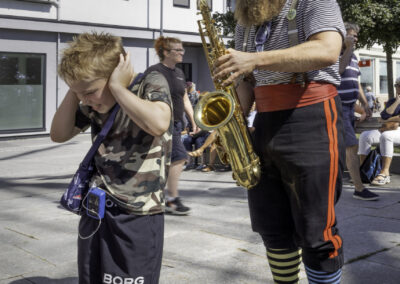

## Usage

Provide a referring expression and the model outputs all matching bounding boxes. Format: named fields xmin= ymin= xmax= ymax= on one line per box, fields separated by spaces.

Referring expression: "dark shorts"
xmin=249 ymin=96 xmax=345 ymax=272
xmin=172 ymin=121 xmax=188 ymax=163
xmin=341 ymin=103 xmax=358 ymax=147
xmin=78 ymin=204 xmax=164 ymax=284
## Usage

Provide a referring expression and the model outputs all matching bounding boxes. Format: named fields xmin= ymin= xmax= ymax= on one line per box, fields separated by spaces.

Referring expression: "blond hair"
xmin=58 ymin=32 xmax=126 ymax=84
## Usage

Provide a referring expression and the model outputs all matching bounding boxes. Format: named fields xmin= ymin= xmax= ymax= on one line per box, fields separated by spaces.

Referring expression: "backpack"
xmin=359 ymin=146 xmax=382 ymax=184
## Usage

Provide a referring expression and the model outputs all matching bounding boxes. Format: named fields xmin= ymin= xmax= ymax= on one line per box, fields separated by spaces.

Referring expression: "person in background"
xmin=364 ymin=85 xmax=376 ymax=113
xmin=147 ymin=36 xmax=198 ymax=215
xmin=182 ymin=81 xmax=207 ymax=170
xmin=186 ymin=81 xmax=199 ymax=108
xmin=188 ymin=131 xmax=217 ymax=172
xmin=338 ymin=22 xmax=379 ymax=201
xmin=213 ymin=0 xmax=346 ymax=283
xmin=182 ymin=81 xmax=199 ymax=130
xmin=358 ymin=77 xmax=400 ymax=186
xmin=182 ymin=129 xmax=210 ymax=170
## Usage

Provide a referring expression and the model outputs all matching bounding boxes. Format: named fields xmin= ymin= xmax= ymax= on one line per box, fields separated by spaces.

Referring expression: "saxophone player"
xmin=214 ymin=1 xmax=346 ymax=283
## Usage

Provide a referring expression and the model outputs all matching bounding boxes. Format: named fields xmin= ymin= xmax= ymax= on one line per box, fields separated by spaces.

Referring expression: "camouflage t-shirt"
xmin=75 ymin=71 xmax=173 ymax=215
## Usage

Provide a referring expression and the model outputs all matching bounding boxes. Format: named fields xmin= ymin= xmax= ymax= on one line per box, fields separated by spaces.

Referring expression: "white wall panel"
xmin=148 ymin=0 xmax=161 ymax=30
xmin=61 ymin=0 xmax=148 ymax=28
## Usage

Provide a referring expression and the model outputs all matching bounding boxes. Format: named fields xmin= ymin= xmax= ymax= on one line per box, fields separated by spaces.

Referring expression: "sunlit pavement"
xmin=0 ymin=134 xmax=399 ymax=283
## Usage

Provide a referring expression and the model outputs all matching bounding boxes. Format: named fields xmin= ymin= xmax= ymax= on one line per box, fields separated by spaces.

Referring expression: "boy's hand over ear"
xmin=109 ymin=52 xmax=135 ymax=90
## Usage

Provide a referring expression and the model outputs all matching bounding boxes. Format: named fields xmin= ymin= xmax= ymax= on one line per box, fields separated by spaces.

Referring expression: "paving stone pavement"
xmin=0 ymin=134 xmax=399 ymax=284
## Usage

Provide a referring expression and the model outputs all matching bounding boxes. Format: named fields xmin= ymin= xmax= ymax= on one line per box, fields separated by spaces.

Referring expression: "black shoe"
xmin=353 ymin=189 xmax=379 ymax=201
xmin=165 ymin=197 xmax=191 ymax=215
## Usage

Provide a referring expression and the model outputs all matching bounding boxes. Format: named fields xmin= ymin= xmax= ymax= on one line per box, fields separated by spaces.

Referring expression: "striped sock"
xmin=305 ymin=266 xmax=342 ymax=284
xmin=266 ymin=248 xmax=301 ymax=284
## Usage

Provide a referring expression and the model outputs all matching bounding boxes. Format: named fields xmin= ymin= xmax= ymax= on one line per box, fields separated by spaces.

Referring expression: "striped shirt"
xmin=234 ymin=0 xmax=345 ymax=87
xmin=337 ymin=53 xmax=361 ymax=104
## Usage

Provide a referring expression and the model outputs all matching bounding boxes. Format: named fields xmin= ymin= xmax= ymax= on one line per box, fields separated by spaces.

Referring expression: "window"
xmin=173 ymin=0 xmax=190 ymax=8
xmin=0 ymin=52 xmax=45 ymax=132
xmin=379 ymin=60 xmax=388 ymax=94
xmin=197 ymin=0 xmax=212 ymax=10
xmin=176 ymin=63 xmax=192 ymax=82
xmin=359 ymin=57 xmax=375 ymax=93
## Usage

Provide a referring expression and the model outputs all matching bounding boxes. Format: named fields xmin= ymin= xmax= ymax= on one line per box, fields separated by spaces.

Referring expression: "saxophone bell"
xmin=194 ymin=91 xmax=235 ymax=131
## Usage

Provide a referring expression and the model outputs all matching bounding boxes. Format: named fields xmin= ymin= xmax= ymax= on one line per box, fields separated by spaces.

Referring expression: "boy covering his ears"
xmin=51 ymin=32 xmax=172 ymax=283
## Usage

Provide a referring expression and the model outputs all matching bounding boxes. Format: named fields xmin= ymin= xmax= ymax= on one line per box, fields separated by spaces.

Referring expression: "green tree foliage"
xmin=338 ymin=0 xmax=400 ymax=98
xmin=212 ymin=10 xmax=236 ymax=48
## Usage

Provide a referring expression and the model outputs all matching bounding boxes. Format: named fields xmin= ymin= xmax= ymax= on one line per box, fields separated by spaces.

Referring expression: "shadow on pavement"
xmin=0 ymin=142 xmax=76 ymax=161
xmin=0 ymin=178 xmax=69 ymax=191
xmin=8 ymin=277 xmax=78 ymax=284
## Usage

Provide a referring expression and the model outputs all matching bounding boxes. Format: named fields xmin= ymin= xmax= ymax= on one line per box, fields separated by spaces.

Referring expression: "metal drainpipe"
xmin=160 ymin=0 xmax=163 ymax=36
xmin=146 ymin=0 xmax=150 ymax=68
xmin=55 ymin=0 xmax=60 ymax=108
xmin=147 ymin=0 xmax=150 ymax=29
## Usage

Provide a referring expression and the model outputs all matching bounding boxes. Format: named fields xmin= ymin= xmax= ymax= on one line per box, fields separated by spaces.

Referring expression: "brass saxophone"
xmin=194 ymin=0 xmax=260 ymax=189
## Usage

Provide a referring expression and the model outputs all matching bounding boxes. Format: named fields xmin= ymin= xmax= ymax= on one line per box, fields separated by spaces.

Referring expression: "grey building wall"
xmin=0 ymin=0 xmax=228 ymax=137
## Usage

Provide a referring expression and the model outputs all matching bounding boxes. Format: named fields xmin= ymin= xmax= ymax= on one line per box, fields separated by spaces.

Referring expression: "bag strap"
xmin=80 ymin=104 xmax=120 ymax=167
xmin=80 ymin=72 xmax=144 ymax=167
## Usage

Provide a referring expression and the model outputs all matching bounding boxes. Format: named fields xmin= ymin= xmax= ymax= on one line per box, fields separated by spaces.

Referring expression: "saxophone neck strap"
xmin=243 ymin=27 xmax=251 ymax=52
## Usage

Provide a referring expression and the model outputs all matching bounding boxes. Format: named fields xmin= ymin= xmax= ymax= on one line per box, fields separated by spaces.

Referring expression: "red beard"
xmin=234 ymin=0 xmax=287 ymax=26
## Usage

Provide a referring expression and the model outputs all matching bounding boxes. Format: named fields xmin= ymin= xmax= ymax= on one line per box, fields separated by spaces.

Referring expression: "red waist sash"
xmin=254 ymin=82 xmax=337 ymax=112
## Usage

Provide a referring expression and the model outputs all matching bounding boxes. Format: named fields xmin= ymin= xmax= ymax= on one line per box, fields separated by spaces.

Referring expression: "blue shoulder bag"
xmin=60 ymin=104 xmax=120 ymax=215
